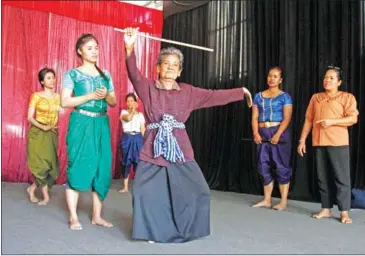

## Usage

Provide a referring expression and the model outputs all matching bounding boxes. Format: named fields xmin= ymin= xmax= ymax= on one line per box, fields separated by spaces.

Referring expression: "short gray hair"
xmin=157 ymin=47 xmax=184 ymax=69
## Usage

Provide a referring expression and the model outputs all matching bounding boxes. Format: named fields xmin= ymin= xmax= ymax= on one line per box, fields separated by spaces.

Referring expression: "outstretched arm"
xmin=191 ymin=86 xmax=252 ymax=111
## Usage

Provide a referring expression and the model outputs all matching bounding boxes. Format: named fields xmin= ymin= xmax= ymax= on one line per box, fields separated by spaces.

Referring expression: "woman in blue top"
xmin=61 ymin=34 xmax=117 ymax=230
xmin=251 ymin=67 xmax=293 ymax=211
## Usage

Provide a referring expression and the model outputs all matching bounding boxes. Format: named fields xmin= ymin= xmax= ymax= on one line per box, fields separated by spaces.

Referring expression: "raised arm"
xmin=120 ymin=109 xmax=135 ymax=122
xmin=124 ymin=27 xmax=150 ymax=101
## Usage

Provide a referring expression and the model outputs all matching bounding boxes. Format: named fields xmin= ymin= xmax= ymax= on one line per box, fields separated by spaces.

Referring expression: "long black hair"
xmin=75 ymin=33 xmax=107 ymax=80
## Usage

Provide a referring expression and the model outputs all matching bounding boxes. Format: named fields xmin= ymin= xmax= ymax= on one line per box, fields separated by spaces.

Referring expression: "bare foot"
xmin=92 ymin=218 xmax=113 ymax=228
xmin=38 ymin=198 xmax=49 ymax=206
xmin=118 ymin=188 xmax=129 ymax=193
xmin=69 ymin=219 xmax=83 ymax=230
xmin=26 ymin=186 xmax=39 ymax=203
xmin=340 ymin=212 xmax=352 ymax=224
xmin=38 ymin=185 xmax=50 ymax=206
xmin=312 ymin=209 xmax=332 ymax=219
xmin=273 ymin=201 xmax=287 ymax=211
xmin=252 ymin=200 xmax=271 ymax=208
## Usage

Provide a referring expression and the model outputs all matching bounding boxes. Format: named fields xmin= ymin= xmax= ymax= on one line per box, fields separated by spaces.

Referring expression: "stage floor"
xmin=2 ymin=181 xmax=365 ymax=254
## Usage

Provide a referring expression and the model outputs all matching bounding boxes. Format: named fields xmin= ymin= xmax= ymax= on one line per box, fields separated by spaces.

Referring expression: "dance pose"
xmin=251 ymin=67 xmax=293 ymax=211
xmin=298 ymin=66 xmax=358 ymax=224
xmin=119 ymin=93 xmax=145 ymax=193
xmin=123 ymin=27 xmax=253 ymax=243
xmin=27 ymin=67 xmax=60 ymax=206
xmin=61 ymin=34 xmax=117 ymax=230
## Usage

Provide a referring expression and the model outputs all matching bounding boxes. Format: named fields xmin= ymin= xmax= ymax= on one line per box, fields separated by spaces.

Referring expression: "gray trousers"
xmin=314 ymin=146 xmax=351 ymax=211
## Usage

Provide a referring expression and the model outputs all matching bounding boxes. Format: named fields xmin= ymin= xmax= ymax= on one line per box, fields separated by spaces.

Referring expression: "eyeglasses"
xmin=327 ymin=65 xmax=341 ymax=71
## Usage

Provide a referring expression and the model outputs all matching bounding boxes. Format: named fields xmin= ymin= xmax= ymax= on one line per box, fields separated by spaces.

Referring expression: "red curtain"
xmin=1 ymin=4 xmax=162 ymax=183
xmin=2 ymin=0 xmax=163 ymax=34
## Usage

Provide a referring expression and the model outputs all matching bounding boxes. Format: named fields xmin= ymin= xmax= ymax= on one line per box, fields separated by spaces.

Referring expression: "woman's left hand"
xmin=96 ymin=86 xmax=108 ymax=99
xmin=51 ymin=126 xmax=58 ymax=133
xmin=316 ymin=119 xmax=335 ymax=128
xmin=270 ymin=133 xmax=281 ymax=145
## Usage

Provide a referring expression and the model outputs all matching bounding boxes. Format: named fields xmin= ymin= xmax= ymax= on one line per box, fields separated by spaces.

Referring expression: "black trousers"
xmin=314 ymin=146 xmax=351 ymax=211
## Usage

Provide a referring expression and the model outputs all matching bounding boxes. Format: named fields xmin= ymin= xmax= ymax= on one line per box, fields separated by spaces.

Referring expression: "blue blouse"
xmin=62 ymin=69 xmax=114 ymax=113
xmin=253 ymin=91 xmax=292 ymax=122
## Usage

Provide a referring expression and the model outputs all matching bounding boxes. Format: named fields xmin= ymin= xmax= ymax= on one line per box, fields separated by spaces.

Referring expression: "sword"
xmin=114 ymin=28 xmax=214 ymax=52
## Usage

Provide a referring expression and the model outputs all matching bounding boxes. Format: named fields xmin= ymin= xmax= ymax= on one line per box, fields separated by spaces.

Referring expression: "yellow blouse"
xmin=29 ymin=92 xmax=61 ymax=126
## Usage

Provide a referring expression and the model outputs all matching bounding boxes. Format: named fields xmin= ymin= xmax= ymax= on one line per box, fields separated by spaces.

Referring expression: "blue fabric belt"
xmin=147 ymin=113 xmax=185 ymax=163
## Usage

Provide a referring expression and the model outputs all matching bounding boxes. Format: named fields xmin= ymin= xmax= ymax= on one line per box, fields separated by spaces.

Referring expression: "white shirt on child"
xmin=120 ymin=109 xmax=145 ymax=133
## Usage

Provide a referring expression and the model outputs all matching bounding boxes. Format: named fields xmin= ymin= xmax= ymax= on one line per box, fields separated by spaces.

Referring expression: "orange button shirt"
xmin=305 ymin=92 xmax=358 ymax=146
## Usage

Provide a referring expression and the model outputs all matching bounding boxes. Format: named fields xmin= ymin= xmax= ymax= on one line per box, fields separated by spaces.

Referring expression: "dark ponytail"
xmin=95 ymin=64 xmax=107 ymax=81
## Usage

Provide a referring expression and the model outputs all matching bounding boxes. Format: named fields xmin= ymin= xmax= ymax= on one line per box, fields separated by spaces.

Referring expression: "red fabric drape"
xmin=1 ymin=5 xmax=161 ymax=183
xmin=1 ymin=7 xmax=50 ymax=183
xmin=2 ymin=0 xmax=163 ymax=34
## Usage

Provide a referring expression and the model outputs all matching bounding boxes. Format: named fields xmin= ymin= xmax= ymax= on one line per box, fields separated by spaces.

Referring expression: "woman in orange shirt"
xmin=27 ymin=67 xmax=60 ymax=205
xmin=297 ymin=66 xmax=358 ymax=224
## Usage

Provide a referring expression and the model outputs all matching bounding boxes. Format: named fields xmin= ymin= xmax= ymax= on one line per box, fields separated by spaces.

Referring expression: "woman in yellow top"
xmin=27 ymin=67 xmax=60 ymax=205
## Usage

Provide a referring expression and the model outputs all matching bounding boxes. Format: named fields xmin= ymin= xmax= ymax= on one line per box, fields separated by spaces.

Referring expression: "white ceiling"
xmin=119 ymin=1 xmax=163 ymax=10
xmin=119 ymin=0 xmax=211 ymax=19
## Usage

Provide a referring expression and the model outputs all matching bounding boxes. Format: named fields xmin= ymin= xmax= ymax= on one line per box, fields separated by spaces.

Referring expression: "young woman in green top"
xmin=61 ymin=34 xmax=117 ymax=230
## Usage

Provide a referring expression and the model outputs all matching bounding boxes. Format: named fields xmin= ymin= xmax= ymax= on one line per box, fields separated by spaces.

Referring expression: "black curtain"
xmin=162 ymin=0 xmax=365 ymax=202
